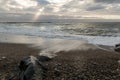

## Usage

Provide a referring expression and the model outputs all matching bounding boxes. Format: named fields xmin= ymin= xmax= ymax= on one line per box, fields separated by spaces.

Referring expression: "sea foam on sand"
xmin=0 ymin=33 xmax=115 ymax=58
xmin=31 ymin=39 xmax=99 ymax=58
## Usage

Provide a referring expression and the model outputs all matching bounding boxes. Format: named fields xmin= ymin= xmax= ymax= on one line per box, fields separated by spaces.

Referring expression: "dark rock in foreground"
xmin=10 ymin=56 xmax=48 ymax=80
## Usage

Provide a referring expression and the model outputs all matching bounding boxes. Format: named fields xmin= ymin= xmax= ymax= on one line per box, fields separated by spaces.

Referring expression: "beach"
xmin=0 ymin=43 xmax=40 ymax=79
xmin=0 ymin=34 xmax=120 ymax=80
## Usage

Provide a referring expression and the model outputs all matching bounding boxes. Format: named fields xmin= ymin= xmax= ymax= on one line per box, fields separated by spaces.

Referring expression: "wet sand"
xmin=0 ymin=34 xmax=120 ymax=80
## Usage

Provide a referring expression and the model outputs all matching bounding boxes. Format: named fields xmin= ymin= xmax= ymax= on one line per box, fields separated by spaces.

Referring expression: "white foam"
xmin=0 ymin=24 xmax=120 ymax=46
xmin=73 ymin=35 xmax=120 ymax=46
xmin=31 ymin=39 xmax=97 ymax=58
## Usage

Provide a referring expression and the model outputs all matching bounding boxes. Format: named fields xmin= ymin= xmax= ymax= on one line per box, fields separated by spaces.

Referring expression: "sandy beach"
xmin=0 ymin=34 xmax=120 ymax=80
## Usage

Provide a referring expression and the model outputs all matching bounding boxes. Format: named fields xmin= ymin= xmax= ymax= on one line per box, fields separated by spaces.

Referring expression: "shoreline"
xmin=0 ymin=34 xmax=120 ymax=79
xmin=0 ymin=33 xmax=119 ymax=46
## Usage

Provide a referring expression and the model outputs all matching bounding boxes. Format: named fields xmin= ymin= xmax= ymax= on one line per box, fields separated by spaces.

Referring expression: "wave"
xmin=0 ymin=22 xmax=120 ymax=46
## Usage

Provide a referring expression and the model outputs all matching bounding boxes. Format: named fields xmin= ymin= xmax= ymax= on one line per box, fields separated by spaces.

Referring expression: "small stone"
xmin=37 ymin=55 xmax=51 ymax=62
xmin=2 ymin=57 xmax=6 ymax=59
xmin=116 ymin=68 xmax=119 ymax=71
xmin=0 ymin=59 xmax=2 ymax=61
xmin=115 ymin=44 xmax=120 ymax=52
xmin=115 ymin=44 xmax=120 ymax=47
xmin=118 ymin=60 xmax=120 ymax=64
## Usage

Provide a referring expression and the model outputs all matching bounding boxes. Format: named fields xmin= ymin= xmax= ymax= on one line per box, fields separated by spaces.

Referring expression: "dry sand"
xmin=45 ymin=49 xmax=120 ymax=80
xmin=0 ymin=34 xmax=120 ymax=80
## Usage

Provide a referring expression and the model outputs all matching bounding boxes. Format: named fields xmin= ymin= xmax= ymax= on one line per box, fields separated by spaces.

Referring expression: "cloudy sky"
xmin=0 ymin=0 xmax=120 ymax=22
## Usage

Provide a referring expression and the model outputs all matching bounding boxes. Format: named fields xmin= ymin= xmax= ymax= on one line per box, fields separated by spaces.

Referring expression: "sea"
xmin=0 ymin=22 xmax=120 ymax=46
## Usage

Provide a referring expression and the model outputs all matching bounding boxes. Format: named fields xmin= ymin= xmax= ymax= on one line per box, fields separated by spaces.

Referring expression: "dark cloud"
xmin=36 ymin=0 xmax=50 ymax=5
xmin=43 ymin=7 xmax=54 ymax=13
xmin=94 ymin=0 xmax=120 ymax=3
xmin=85 ymin=4 xmax=105 ymax=11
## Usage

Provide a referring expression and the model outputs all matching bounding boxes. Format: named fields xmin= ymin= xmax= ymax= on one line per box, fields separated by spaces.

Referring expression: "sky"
xmin=0 ymin=0 xmax=120 ymax=22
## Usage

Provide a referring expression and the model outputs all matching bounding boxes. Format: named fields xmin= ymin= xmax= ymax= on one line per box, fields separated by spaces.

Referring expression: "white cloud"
xmin=0 ymin=0 xmax=120 ymax=21
xmin=94 ymin=0 xmax=120 ymax=4
xmin=0 ymin=0 xmax=49 ymax=12
xmin=0 ymin=0 xmax=33 ymax=13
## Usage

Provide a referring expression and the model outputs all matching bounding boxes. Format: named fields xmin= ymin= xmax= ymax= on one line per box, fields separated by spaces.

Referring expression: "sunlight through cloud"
xmin=33 ymin=8 xmax=44 ymax=21
xmin=0 ymin=0 xmax=120 ymax=21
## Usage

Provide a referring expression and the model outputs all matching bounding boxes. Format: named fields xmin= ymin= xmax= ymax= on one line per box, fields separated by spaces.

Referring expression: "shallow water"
xmin=0 ymin=33 xmax=98 ymax=58
xmin=0 ymin=22 xmax=120 ymax=46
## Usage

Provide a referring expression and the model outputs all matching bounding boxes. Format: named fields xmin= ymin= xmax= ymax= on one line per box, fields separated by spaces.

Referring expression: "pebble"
xmin=1 ymin=57 xmax=6 ymax=59
xmin=118 ymin=60 xmax=120 ymax=64
xmin=0 ymin=59 xmax=2 ymax=61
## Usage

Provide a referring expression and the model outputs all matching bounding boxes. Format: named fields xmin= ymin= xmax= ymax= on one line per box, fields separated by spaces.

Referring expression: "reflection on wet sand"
xmin=0 ymin=33 xmax=99 ymax=58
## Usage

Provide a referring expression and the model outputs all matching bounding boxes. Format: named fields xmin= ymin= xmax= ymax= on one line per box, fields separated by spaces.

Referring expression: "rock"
xmin=115 ymin=43 xmax=120 ymax=47
xmin=9 ymin=55 xmax=52 ymax=80
xmin=115 ymin=47 xmax=120 ymax=52
xmin=118 ymin=60 xmax=120 ymax=64
xmin=54 ymin=68 xmax=60 ymax=77
xmin=114 ymin=44 xmax=120 ymax=52
xmin=10 ymin=56 xmax=47 ymax=80
xmin=37 ymin=55 xmax=52 ymax=62
xmin=2 ymin=56 xmax=6 ymax=59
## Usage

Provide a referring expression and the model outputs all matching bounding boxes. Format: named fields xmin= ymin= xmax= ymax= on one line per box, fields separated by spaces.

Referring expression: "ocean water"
xmin=0 ymin=22 xmax=120 ymax=46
